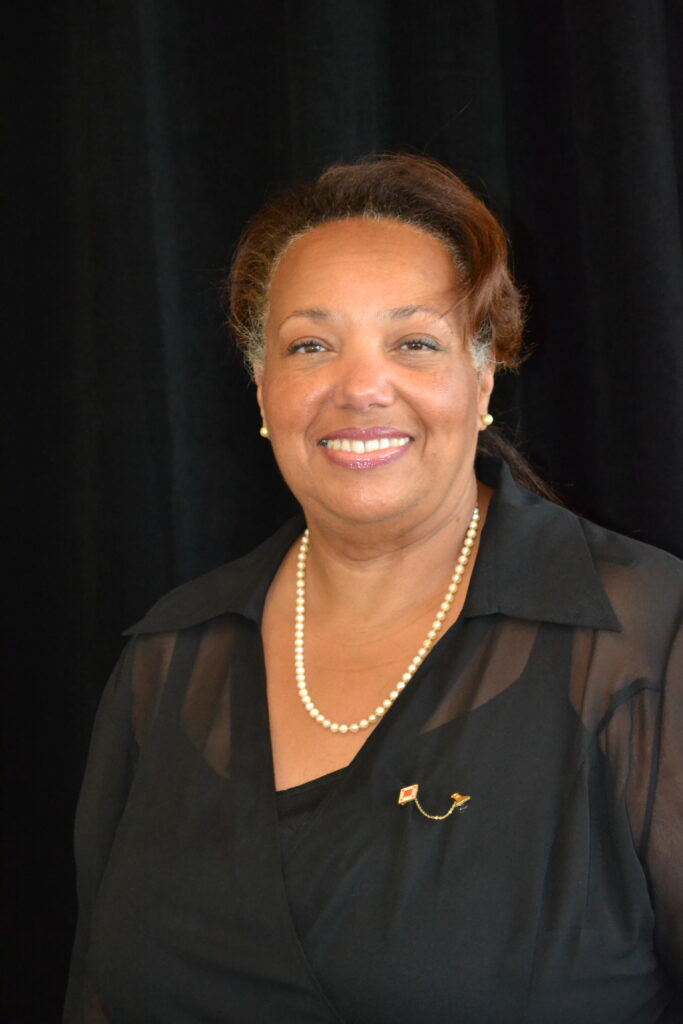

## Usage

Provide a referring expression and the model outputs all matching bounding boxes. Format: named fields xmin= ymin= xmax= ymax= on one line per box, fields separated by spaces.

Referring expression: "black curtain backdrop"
xmin=4 ymin=2 xmax=683 ymax=1020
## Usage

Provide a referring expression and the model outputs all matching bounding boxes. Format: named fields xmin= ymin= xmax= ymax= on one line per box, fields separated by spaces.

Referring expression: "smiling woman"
xmin=65 ymin=155 xmax=683 ymax=1023
xmin=256 ymin=218 xmax=493 ymax=534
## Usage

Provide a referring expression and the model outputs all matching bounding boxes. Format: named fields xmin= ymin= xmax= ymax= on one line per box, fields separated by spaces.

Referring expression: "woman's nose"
xmin=333 ymin=348 xmax=395 ymax=410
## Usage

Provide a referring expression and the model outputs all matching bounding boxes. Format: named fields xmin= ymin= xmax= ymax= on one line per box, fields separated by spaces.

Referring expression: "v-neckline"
xmin=258 ymin=491 xmax=494 ymax=796
xmin=235 ymin=521 xmax=494 ymax=1023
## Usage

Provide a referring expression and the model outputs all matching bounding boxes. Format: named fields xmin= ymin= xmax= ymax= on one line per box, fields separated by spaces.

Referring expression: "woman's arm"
xmin=643 ymin=618 xmax=683 ymax=994
xmin=63 ymin=642 xmax=139 ymax=1024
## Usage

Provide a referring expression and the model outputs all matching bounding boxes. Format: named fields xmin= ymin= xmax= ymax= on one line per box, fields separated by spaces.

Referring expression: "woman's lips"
xmin=320 ymin=427 xmax=412 ymax=441
xmin=318 ymin=432 xmax=414 ymax=469
xmin=322 ymin=435 xmax=410 ymax=454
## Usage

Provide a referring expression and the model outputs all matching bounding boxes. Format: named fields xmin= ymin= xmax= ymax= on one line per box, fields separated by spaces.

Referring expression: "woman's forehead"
xmin=267 ymin=218 xmax=461 ymax=321
xmin=278 ymin=216 xmax=453 ymax=266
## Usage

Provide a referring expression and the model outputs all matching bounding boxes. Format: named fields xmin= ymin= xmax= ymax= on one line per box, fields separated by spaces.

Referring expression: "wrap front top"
xmin=64 ymin=458 xmax=683 ymax=1023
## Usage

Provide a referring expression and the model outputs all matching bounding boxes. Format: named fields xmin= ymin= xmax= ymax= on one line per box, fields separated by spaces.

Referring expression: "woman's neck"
xmin=299 ymin=479 xmax=493 ymax=632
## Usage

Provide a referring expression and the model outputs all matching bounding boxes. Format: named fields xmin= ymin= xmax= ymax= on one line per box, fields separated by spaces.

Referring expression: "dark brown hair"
xmin=227 ymin=153 xmax=555 ymax=499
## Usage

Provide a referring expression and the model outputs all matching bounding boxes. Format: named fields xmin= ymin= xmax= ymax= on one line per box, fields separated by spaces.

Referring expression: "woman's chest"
xmin=261 ymin=590 xmax=463 ymax=790
xmin=89 ymin=620 xmax=673 ymax=1021
xmin=90 ymin=696 xmax=668 ymax=1023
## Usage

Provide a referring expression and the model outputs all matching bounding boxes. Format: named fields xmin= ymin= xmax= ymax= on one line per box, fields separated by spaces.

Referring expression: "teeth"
xmin=323 ymin=436 xmax=411 ymax=453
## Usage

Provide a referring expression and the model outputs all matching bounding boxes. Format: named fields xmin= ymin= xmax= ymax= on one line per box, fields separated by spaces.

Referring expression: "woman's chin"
xmin=304 ymin=486 xmax=428 ymax=531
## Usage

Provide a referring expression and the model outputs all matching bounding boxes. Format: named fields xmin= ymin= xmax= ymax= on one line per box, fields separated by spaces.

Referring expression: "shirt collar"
xmin=124 ymin=457 xmax=621 ymax=636
xmin=464 ymin=457 xmax=620 ymax=630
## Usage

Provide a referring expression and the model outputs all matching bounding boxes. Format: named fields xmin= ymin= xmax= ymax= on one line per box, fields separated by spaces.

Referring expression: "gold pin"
xmin=398 ymin=783 xmax=471 ymax=820
xmin=398 ymin=784 xmax=420 ymax=805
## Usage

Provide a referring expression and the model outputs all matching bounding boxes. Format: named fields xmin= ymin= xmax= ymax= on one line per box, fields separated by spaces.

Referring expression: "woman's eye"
xmin=399 ymin=337 xmax=442 ymax=352
xmin=288 ymin=339 xmax=327 ymax=355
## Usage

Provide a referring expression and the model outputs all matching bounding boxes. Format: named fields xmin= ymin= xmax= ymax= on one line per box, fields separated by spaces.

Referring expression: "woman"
xmin=65 ymin=155 xmax=682 ymax=1022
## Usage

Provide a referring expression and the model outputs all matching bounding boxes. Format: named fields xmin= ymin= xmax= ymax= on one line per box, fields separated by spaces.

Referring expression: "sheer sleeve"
xmin=643 ymin=617 xmax=683 ymax=991
xmin=63 ymin=643 xmax=139 ymax=1024
xmin=601 ymin=610 xmax=683 ymax=998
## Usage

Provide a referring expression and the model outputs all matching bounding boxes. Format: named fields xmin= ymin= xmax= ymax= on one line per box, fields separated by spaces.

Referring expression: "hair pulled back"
xmin=226 ymin=153 xmax=554 ymax=498
xmin=227 ymin=153 xmax=524 ymax=375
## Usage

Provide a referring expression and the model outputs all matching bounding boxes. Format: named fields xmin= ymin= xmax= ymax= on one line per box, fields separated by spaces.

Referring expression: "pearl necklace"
xmin=294 ymin=505 xmax=480 ymax=734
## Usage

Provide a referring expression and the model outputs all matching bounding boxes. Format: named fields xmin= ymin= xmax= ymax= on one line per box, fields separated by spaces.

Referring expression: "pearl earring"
xmin=259 ymin=425 xmax=270 ymax=438
xmin=481 ymin=413 xmax=493 ymax=428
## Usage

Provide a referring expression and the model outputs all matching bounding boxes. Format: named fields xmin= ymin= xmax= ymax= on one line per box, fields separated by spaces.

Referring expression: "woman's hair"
xmin=228 ymin=152 xmax=523 ymax=375
xmin=226 ymin=153 xmax=555 ymax=499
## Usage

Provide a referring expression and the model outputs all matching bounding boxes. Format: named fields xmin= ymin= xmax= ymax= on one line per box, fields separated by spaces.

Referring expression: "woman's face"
xmin=256 ymin=217 xmax=494 ymax=533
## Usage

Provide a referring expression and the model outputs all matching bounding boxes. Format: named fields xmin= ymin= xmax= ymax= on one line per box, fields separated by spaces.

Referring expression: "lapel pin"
xmin=398 ymin=783 xmax=471 ymax=820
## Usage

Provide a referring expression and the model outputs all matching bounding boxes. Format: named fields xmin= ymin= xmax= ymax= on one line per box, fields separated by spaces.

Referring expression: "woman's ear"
xmin=254 ymin=368 xmax=271 ymax=439
xmin=253 ymin=365 xmax=264 ymax=419
xmin=477 ymin=358 xmax=495 ymax=417
xmin=255 ymin=382 xmax=264 ymax=420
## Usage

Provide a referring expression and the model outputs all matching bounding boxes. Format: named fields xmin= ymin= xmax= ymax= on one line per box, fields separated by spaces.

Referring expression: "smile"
xmin=317 ymin=434 xmax=414 ymax=470
xmin=320 ymin=436 xmax=411 ymax=453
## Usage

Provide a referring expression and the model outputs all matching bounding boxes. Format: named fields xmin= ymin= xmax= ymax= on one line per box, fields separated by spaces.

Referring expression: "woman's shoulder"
xmin=577 ymin=511 xmax=683 ymax=609
xmin=122 ymin=515 xmax=304 ymax=637
xmin=479 ymin=456 xmax=683 ymax=637
xmin=562 ymin=507 xmax=683 ymax=669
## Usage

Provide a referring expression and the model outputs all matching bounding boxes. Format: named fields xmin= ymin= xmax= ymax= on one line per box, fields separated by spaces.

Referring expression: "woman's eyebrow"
xmin=278 ymin=304 xmax=447 ymax=330
xmin=383 ymin=304 xmax=447 ymax=321
xmin=278 ymin=308 xmax=330 ymax=329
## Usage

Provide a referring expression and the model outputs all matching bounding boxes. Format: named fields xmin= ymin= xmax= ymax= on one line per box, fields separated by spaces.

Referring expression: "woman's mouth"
xmin=321 ymin=436 xmax=411 ymax=454
xmin=318 ymin=430 xmax=414 ymax=468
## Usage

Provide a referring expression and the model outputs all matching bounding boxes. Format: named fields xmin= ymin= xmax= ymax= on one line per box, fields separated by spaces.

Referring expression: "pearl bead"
xmin=293 ymin=506 xmax=479 ymax=735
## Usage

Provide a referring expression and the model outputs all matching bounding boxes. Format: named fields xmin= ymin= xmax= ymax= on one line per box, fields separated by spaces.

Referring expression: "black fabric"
xmin=276 ymin=767 xmax=349 ymax=859
xmin=63 ymin=460 xmax=683 ymax=1023
xmin=5 ymin=4 xmax=683 ymax=1020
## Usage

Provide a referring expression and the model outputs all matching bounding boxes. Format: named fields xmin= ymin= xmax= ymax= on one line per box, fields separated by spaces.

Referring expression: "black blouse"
xmin=64 ymin=458 xmax=683 ymax=1023
xmin=276 ymin=768 xmax=348 ymax=860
